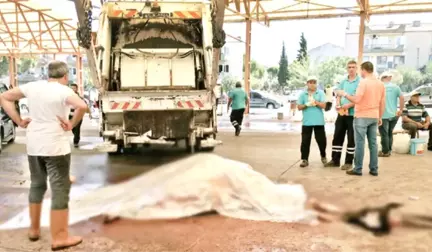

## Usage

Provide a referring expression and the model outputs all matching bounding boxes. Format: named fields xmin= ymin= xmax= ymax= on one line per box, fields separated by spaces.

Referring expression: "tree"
xmin=0 ymin=56 xmax=8 ymax=77
xmin=395 ymin=66 xmax=424 ymax=92
xmin=421 ymin=62 xmax=432 ymax=84
xmin=296 ymin=33 xmax=308 ymax=62
xmin=18 ymin=58 xmax=37 ymax=73
xmin=221 ymin=74 xmax=238 ymax=93
xmin=278 ymin=42 xmax=289 ymax=88
xmin=288 ymin=57 xmax=312 ymax=88
xmin=267 ymin=67 xmax=278 ymax=79
xmin=316 ymin=56 xmax=354 ymax=86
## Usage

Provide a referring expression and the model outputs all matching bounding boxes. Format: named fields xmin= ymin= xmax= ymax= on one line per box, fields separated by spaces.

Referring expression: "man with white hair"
xmin=378 ymin=71 xmax=404 ymax=157
xmin=0 ymin=60 xmax=87 ymax=250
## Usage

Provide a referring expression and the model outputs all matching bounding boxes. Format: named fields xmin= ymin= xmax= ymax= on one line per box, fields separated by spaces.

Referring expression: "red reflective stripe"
xmin=174 ymin=11 xmax=186 ymax=18
xmin=125 ymin=9 xmax=137 ymax=18
xmin=122 ymin=102 xmax=130 ymax=110
xmin=132 ymin=102 xmax=141 ymax=109
xmin=111 ymin=102 xmax=119 ymax=109
xmin=112 ymin=10 xmax=122 ymax=16
xmin=195 ymin=100 xmax=204 ymax=108
xmin=186 ymin=101 xmax=194 ymax=108
xmin=177 ymin=101 xmax=184 ymax=108
xmin=189 ymin=11 xmax=200 ymax=18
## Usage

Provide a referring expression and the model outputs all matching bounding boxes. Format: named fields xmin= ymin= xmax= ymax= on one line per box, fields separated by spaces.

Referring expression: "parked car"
xmin=250 ymin=90 xmax=283 ymax=109
xmin=0 ymin=83 xmax=18 ymax=153
xmin=403 ymin=83 xmax=432 ymax=107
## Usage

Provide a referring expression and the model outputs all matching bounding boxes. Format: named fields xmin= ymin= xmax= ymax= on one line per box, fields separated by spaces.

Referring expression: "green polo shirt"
xmin=382 ymin=82 xmax=402 ymax=119
xmin=336 ymin=76 xmax=360 ymax=116
xmin=228 ymin=87 xmax=248 ymax=110
xmin=402 ymin=101 xmax=428 ymax=122
xmin=297 ymin=89 xmax=326 ymax=126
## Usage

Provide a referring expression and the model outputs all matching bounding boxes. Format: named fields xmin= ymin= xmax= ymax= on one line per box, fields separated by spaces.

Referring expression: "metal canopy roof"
xmin=0 ymin=0 xmax=79 ymax=56
xmin=224 ymin=0 xmax=432 ymax=24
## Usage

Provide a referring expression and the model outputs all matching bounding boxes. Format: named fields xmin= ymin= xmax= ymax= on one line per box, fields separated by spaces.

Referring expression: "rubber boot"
xmin=50 ymin=209 xmax=82 ymax=251
xmin=28 ymin=203 xmax=42 ymax=241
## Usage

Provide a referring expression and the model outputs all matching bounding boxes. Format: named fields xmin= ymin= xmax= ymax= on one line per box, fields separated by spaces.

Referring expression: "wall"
xmin=219 ymin=42 xmax=244 ymax=80
xmin=405 ymin=31 xmax=432 ymax=68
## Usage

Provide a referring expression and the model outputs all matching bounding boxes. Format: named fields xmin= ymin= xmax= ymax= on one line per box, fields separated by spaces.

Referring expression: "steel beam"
xmin=244 ymin=18 xmax=251 ymax=114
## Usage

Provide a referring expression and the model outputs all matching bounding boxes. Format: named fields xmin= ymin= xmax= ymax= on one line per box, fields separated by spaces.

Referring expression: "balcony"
xmin=364 ymin=44 xmax=404 ymax=53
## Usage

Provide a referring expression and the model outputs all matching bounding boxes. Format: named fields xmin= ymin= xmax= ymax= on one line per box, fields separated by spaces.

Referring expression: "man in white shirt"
xmin=0 ymin=61 xmax=88 ymax=251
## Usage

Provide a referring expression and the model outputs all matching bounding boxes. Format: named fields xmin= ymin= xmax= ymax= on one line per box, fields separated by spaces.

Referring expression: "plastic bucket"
xmin=409 ymin=138 xmax=426 ymax=155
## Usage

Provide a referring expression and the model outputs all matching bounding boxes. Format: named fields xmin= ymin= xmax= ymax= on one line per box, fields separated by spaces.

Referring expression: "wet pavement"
xmin=2 ymin=113 xmax=432 ymax=251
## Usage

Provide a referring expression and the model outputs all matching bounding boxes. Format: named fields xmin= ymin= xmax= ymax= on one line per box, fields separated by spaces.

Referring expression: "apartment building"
xmin=344 ymin=21 xmax=432 ymax=74
xmin=218 ymin=37 xmax=245 ymax=80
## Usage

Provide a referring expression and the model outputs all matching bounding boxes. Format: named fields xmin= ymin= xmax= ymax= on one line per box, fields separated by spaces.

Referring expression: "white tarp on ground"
xmin=0 ymin=154 xmax=315 ymax=229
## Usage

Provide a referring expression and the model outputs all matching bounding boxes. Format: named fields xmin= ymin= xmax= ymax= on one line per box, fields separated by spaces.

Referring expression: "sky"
xmin=223 ymin=13 xmax=432 ymax=67
xmin=39 ymin=0 xmax=432 ymax=67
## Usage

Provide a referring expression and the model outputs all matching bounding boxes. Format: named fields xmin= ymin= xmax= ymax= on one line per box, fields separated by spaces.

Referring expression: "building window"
xmin=429 ymin=54 xmax=432 ymax=61
xmin=72 ymin=68 xmax=77 ymax=75
xmin=363 ymin=56 xmax=370 ymax=62
xmin=394 ymin=56 xmax=405 ymax=65
xmin=377 ymin=56 xmax=387 ymax=65
xmin=224 ymin=65 xmax=229 ymax=73
xmin=219 ymin=65 xmax=223 ymax=73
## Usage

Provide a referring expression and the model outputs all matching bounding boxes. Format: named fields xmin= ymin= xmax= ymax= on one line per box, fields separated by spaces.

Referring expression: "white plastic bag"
xmin=393 ymin=133 xmax=411 ymax=154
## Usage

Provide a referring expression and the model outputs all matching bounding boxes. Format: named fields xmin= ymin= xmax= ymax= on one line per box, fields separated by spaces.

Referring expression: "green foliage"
xmin=421 ymin=62 xmax=432 ymax=84
xmin=296 ymin=33 xmax=308 ymax=62
xmin=0 ymin=56 xmax=8 ymax=77
xmin=267 ymin=67 xmax=278 ymax=79
xmin=288 ymin=57 xmax=313 ymax=88
xmin=316 ymin=56 xmax=354 ymax=86
xmin=395 ymin=66 xmax=424 ymax=92
xmin=18 ymin=58 xmax=37 ymax=73
xmin=221 ymin=74 xmax=239 ymax=93
xmin=250 ymin=60 xmax=265 ymax=79
xmin=277 ymin=42 xmax=289 ymax=87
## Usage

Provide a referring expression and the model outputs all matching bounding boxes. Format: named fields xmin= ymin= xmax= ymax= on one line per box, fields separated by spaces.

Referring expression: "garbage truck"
xmin=73 ymin=0 xmax=226 ymax=154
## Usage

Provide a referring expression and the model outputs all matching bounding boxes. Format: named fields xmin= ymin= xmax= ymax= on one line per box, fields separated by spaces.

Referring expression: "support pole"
xmin=244 ymin=18 xmax=252 ymax=114
xmin=8 ymin=56 xmax=17 ymax=88
xmin=357 ymin=11 xmax=366 ymax=68
xmin=76 ymin=54 xmax=84 ymax=96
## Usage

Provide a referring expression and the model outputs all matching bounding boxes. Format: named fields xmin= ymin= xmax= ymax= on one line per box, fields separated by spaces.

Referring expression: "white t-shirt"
xmin=19 ymin=81 xmax=76 ymax=156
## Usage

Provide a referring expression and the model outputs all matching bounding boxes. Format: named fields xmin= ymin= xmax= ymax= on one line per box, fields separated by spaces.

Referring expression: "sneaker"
xmin=324 ymin=160 xmax=340 ymax=168
xmin=340 ymin=164 xmax=352 ymax=170
xmin=428 ymin=146 xmax=432 ymax=151
xmin=321 ymin=157 xmax=328 ymax=164
xmin=235 ymin=126 xmax=241 ymax=136
xmin=378 ymin=151 xmax=390 ymax=157
xmin=346 ymin=169 xmax=362 ymax=176
xmin=369 ymin=171 xmax=378 ymax=176
xmin=300 ymin=160 xmax=309 ymax=167
xmin=74 ymin=143 xmax=79 ymax=148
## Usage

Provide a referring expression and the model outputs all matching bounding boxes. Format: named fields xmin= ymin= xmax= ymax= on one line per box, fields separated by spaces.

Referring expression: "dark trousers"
xmin=230 ymin=108 xmax=245 ymax=129
xmin=28 ymin=154 xmax=71 ymax=210
xmin=301 ymin=125 xmax=327 ymax=161
xmin=70 ymin=116 xmax=82 ymax=145
xmin=331 ymin=115 xmax=355 ymax=164
xmin=378 ymin=117 xmax=399 ymax=153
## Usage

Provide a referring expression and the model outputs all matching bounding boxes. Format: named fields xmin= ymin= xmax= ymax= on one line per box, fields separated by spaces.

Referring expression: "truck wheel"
xmin=9 ymin=126 xmax=16 ymax=143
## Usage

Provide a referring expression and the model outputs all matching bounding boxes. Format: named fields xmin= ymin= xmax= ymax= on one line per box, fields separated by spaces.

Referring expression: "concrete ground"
xmin=1 ymin=117 xmax=432 ymax=252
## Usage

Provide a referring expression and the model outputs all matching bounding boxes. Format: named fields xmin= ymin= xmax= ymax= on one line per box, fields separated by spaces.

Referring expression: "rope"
xmin=276 ymin=159 xmax=301 ymax=183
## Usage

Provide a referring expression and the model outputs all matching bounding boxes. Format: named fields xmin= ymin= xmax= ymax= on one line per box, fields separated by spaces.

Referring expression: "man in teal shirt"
xmin=379 ymin=72 xmax=404 ymax=157
xmin=227 ymin=82 xmax=249 ymax=136
xmin=297 ymin=76 xmax=327 ymax=168
xmin=325 ymin=60 xmax=360 ymax=170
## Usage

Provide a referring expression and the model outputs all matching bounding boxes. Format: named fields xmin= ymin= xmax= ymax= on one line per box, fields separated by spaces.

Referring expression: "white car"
xmin=0 ymin=83 xmax=17 ymax=153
